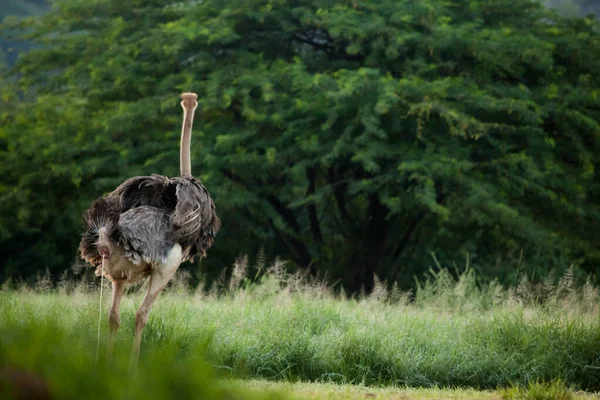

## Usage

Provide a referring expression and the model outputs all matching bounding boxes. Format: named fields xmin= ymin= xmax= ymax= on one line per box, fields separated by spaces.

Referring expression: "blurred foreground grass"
xmin=1 ymin=264 xmax=600 ymax=399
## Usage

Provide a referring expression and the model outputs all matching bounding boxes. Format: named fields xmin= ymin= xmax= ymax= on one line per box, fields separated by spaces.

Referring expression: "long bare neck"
xmin=180 ymin=93 xmax=198 ymax=178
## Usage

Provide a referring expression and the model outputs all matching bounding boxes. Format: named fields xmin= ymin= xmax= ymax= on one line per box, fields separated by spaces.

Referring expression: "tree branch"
xmin=327 ymin=166 xmax=352 ymax=225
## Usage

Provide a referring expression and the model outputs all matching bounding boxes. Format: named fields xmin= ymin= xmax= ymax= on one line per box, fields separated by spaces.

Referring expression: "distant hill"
xmin=579 ymin=0 xmax=600 ymax=17
xmin=546 ymin=0 xmax=600 ymax=17
xmin=0 ymin=0 xmax=49 ymax=19
xmin=0 ymin=0 xmax=50 ymax=67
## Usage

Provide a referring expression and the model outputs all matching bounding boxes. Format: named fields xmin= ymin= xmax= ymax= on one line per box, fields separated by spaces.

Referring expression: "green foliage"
xmin=0 ymin=0 xmax=599 ymax=290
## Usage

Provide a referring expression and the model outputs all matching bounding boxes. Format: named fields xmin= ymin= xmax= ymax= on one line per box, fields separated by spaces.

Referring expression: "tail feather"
xmin=79 ymin=197 xmax=121 ymax=266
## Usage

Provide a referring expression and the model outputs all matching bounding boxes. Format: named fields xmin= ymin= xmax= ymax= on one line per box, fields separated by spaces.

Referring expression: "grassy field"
xmin=1 ymin=264 xmax=599 ymax=399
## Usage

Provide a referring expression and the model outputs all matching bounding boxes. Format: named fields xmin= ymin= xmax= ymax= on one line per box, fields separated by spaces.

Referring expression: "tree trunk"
xmin=350 ymin=194 xmax=389 ymax=292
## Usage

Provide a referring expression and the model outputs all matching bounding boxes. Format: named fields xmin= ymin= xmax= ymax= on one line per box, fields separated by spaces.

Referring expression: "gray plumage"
xmin=118 ymin=206 xmax=173 ymax=265
xmin=79 ymin=175 xmax=220 ymax=268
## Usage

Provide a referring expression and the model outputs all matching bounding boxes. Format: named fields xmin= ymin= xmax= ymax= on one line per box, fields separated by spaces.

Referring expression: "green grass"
xmin=500 ymin=380 xmax=577 ymax=400
xmin=1 ymin=265 xmax=599 ymax=399
xmin=234 ymin=379 xmax=597 ymax=399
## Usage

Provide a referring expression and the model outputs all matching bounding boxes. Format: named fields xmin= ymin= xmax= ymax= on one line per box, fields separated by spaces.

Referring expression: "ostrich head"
xmin=181 ymin=92 xmax=197 ymax=110
xmin=97 ymin=227 xmax=114 ymax=259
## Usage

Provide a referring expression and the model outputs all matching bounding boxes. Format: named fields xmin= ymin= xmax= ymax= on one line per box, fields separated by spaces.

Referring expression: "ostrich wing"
xmin=118 ymin=206 xmax=174 ymax=265
xmin=171 ymin=177 xmax=221 ymax=260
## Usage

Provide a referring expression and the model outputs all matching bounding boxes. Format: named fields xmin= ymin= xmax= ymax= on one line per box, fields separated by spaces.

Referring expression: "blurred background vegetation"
xmin=0 ymin=0 xmax=598 ymax=293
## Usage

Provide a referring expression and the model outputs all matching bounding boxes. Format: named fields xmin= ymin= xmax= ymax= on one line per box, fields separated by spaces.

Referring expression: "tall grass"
xmin=1 ymin=259 xmax=599 ymax=398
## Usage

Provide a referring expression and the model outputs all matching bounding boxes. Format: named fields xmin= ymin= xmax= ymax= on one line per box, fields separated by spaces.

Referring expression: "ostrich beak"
xmin=98 ymin=245 xmax=111 ymax=258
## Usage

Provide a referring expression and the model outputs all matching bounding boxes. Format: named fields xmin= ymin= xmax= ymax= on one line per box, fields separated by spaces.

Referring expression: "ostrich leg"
xmin=129 ymin=244 xmax=183 ymax=370
xmin=107 ymin=279 xmax=127 ymax=361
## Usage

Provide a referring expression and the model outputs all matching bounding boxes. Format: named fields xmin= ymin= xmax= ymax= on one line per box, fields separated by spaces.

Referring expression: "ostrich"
xmin=79 ymin=93 xmax=220 ymax=367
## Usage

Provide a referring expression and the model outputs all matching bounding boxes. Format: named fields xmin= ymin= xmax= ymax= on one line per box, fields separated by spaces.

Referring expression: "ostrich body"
xmin=79 ymin=93 xmax=220 ymax=366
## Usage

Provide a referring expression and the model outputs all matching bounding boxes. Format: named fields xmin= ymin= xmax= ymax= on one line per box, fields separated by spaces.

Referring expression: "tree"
xmin=1 ymin=0 xmax=599 ymax=291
